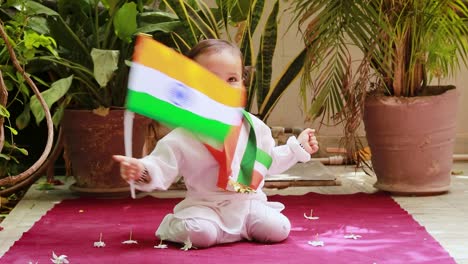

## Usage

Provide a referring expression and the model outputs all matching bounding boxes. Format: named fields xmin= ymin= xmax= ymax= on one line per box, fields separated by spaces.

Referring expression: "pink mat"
xmin=0 ymin=193 xmax=455 ymax=264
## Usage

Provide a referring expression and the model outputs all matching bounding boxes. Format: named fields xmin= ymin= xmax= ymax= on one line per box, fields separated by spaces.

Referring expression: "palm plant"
xmin=290 ymin=0 xmax=468 ymax=163
xmin=160 ymin=0 xmax=307 ymax=121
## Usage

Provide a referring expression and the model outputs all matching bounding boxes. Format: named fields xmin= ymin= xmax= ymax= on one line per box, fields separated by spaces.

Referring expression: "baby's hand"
xmin=112 ymin=155 xmax=145 ymax=182
xmin=297 ymin=128 xmax=319 ymax=155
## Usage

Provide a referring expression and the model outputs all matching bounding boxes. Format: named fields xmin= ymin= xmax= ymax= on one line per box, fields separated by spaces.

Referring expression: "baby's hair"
xmin=186 ymin=39 xmax=242 ymax=61
xmin=186 ymin=39 xmax=253 ymax=86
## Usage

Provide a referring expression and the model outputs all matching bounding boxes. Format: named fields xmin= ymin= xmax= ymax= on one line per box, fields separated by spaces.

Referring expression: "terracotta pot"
xmin=363 ymin=87 xmax=458 ymax=195
xmin=62 ymin=108 xmax=150 ymax=196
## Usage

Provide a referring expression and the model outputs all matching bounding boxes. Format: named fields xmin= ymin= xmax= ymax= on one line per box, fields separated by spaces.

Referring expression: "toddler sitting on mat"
xmin=113 ymin=39 xmax=319 ymax=248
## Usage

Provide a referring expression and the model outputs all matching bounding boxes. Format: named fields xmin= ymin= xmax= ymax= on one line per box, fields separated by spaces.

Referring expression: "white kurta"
xmin=136 ymin=113 xmax=310 ymax=237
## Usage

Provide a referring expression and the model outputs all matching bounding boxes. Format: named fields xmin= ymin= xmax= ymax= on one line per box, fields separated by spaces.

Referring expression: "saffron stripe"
xmin=204 ymin=143 xmax=229 ymax=190
xmin=128 ymin=63 xmax=243 ymax=126
xmin=224 ymin=124 xmax=242 ymax=178
xmin=250 ymin=170 xmax=264 ymax=189
xmin=251 ymin=161 xmax=268 ymax=189
xmin=126 ymin=90 xmax=232 ymax=142
xmin=133 ymin=35 xmax=245 ymax=107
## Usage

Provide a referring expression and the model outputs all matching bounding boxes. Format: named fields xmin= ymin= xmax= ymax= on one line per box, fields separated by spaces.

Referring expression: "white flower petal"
xmin=122 ymin=239 xmax=138 ymax=244
xmin=51 ymin=252 xmax=69 ymax=264
xmin=308 ymin=240 xmax=325 ymax=247
xmin=180 ymin=238 xmax=197 ymax=251
xmin=344 ymin=234 xmax=362 ymax=240
xmin=154 ymin=244 xmax=168 ymax=249
xmin=93 ymin=241 xmax=106 ymax=247
xmin=303 ymin=211 xmax=319 ymax=220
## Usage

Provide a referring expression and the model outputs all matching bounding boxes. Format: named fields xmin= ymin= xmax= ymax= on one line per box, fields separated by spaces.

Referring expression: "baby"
xmin=113 ymin=39 xmax=319 ymax=248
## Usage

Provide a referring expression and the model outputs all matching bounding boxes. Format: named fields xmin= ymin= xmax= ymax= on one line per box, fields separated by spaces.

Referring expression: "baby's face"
xmin=194 ymin=49 xmax=244 ymax=89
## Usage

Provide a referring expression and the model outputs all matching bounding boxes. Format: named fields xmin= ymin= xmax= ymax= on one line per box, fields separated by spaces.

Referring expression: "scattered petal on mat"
xmin=308 ymin=234 xmax=324 ymax=247
xmin=308 ymin=240 xmax=324 ymax=247
xmin=181 ymin=238 xmax=196 ymax=251
xmin=0 ymin=226 xmax=3 ymax=231
xmin=344 ymin=234 xmax=362 ymax=240
xmin=51 ymin=251 xmax=69 ymax=264
xmin=154 ymin=240 xmax=168 ymax=249
xmin=94 ymin=233 xmax=106 ymax=248
xmin=303 ymin=209 xmax=319 ymax=220
xmin=122 ymin=229 xmax=138 ymax=244
xmin=94 ymin=241 xmax=106 ymax=247
xmin=122 ymin=240 xmax=138 ymax=244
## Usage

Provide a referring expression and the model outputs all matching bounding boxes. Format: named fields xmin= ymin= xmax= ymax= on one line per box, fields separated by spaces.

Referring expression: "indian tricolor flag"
xmin=126 ymin=35 xmax=245 ymax=143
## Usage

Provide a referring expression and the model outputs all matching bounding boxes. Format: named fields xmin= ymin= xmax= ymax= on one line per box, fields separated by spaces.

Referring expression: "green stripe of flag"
xmin=126 ymin=90 xmax=231 ymax=142
xmin=256 ymin=149 xmax=272 ymax=169
xmin=237 ymin=126 xmax=256 ymax=186
xmin=237 ymin=111 xmax=256 ymax=186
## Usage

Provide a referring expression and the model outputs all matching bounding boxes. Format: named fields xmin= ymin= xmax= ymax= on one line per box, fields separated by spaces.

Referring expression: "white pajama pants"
xmin=156 ymin=199 xmax=291 ymax=248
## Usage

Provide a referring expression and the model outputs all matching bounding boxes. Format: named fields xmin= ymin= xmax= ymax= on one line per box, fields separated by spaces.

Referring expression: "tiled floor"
xmin=1 ymin=161 xmax=468 ymax=263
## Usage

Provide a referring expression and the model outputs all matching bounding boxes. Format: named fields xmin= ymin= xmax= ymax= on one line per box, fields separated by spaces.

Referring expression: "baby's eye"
xmin=227 ymin=77 xmax=238 ymax=83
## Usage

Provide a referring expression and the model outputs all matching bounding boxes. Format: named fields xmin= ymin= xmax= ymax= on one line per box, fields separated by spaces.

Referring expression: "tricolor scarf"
xmin=205 ymin=111 xmax=273 ymax=193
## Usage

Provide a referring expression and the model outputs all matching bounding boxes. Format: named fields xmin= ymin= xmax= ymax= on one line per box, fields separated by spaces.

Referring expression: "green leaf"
xmin=137 ymin=21 xmax=182 ymax=34
xmin=102 ymin=0 xmax=119 ymax=15
xmin=5 ymin=125 xmax=18 ymax=135
xmin=15 ymin=0 xmax=59 ymax=16
xmin=0 ymin=105 xmax=10 ymax=118
xmin=227 ymin=0 xmax=251 ymax=22
xmin=16 ymin=104 xmax=31 ymax=130
xmin=90 ymin=49 xmax=119 ymax=87
xmin=27 ymin=17 xmax=50 ymax=35
xmin=18 ymin=82 xmax=30 ymax=98
xmin=0 ymin=153 xmax=11 ymax=160
xmin=240 ymin=0 xmax=265 ymax=66
xmin=194 ymin=0 xmax=220 ymax=38
xmin=15 ymin=146 xmax=28 ymax=156
xmin=259 ymin=48 xmax=307 ymax=121
xmin=138 ymin=11 xmax=179 ymax=24
xmin=23 ymin=31 xmax=56 ymax=49
xmin=30 ymin=75 xmax=73 ymax=124
xmin=3 ymin=80 xmax=14 ymax=92
xmin=162 ymin=0 xmax=198 ymax=45
xmin=52 ymin=98 xmax=69 ymax=128
xmin=255 ymin=0 xmax=278 ymax=112
xmin=114 ymin=2 xmax=138 ymax=43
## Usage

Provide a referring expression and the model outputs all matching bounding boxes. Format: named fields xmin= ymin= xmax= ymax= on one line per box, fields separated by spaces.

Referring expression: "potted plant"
xmin=14 ymin=0 xmax=188 ymax=195
xmin=290 ymin=0 xmax=468 ymax=194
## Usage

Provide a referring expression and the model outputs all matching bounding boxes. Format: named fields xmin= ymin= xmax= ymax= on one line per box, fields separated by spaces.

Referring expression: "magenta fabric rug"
xmin=0 ymin=193 xmax=455 ymax=264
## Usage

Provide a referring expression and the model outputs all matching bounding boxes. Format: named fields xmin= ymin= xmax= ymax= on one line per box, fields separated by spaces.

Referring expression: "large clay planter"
xmin=363 ymin=87 xmax=458 ymax=195
xmin=62 ymin=108 xmax=150 ymax=196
